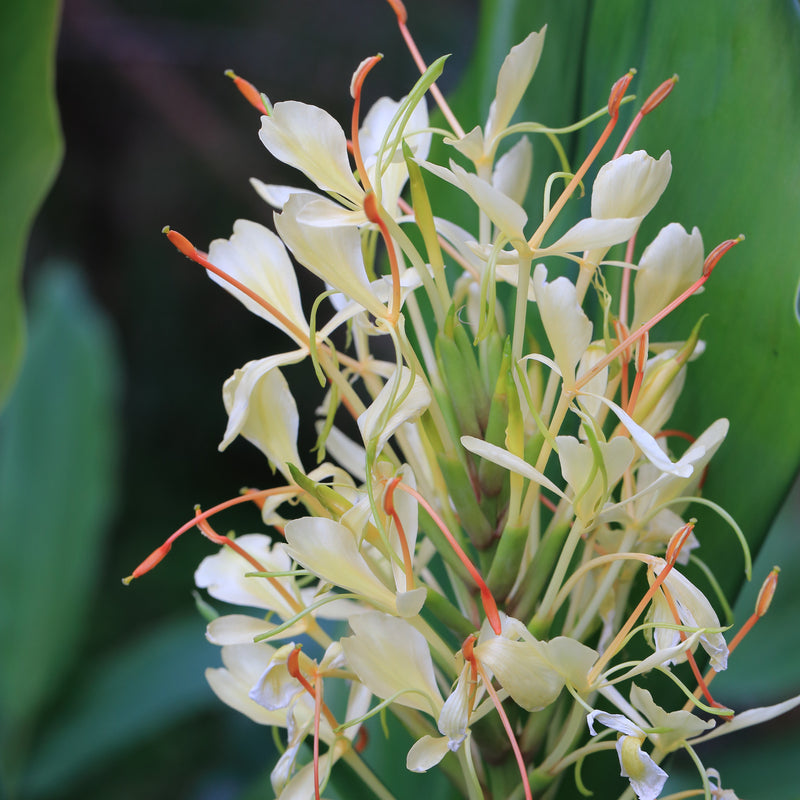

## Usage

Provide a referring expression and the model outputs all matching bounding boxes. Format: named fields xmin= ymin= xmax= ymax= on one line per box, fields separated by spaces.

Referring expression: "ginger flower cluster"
xmin=128 ymin=6 xmax=800 ymax=800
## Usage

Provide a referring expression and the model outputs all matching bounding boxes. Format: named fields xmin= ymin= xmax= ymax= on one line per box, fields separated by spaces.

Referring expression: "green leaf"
xmin=451 ymin=0 xmax=800 ymax=597
xmin=0 ymin=265 xmax=119 ymax=780
xmin=22 ymin=615 xmax=216 ymax=797
xmin=575 ymin=1 xmax=800 ymax=596
xmin=0 ymin=0 xmax=63 ymax=406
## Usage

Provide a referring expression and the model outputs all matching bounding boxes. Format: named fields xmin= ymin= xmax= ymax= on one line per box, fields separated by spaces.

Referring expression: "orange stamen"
xmin=123 ymin=487 xmax=286 ymax=584
xmin=686 ymin=568 xmax=780 ymax=711
xmin=224 ymin=69 xmax=268 ymax=113
xmin=385 ymin=1 xmax=464 ymax=138
xmin=625 ymin=331 xmax=649 ymax=416
xmin=350 ymin=54 xmax=383 ymax=193
xmin=163 ymin=227 xmax=311 ymax=347
xmin=463 ymin=636 xmax=532 ymax=800
xmin=587 ymin=522 xmax=694 ymax=685
xmin=575 ymin=236 xmax=742 ymax=392
xmin=364 ymin=192 xmax=401 ymax=322
xmin=193 ymin=511 xmax=305 ymax=615
xmin=394 ymin=482 xmax=502 ymax=634
xmin=384 ymin=477 xmax=415 ymax=590
xmin=614 ymin=75 xmax=677 ymax=158
xmin=529 ymin=71 xmax=633 ymax=251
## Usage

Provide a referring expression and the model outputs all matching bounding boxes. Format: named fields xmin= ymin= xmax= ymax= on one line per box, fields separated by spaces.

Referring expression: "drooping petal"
xmin=219 ymin=355 xmax=304 ymax=479
xmin=616 ymin=735 xmax=669 ymax=800
xmin=407 ymin=735 xmax=452 ymax=772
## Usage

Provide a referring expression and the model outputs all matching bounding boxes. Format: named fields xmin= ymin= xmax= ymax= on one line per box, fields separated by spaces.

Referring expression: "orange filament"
xmin=224 ymin=69 xmax=268 ymax=113
xmin=463 ymin=635 xmax=532 ymax=800
xmin=625 ymin=331 xmax=649 ymax=416
xmin=123 ymin=487 xmax=289 ymax=584
xmin=613 ymin=318 xmax=632 ymax=409
xmin=686 ymin=568 xmax=780 ymax=711
xmin=286 ymin=644 xmax=342 ymax=800
xmin=394 ymin=481 xmax=502 ymax=635
xmin=618 ymin=234 xmax=638 ymax=330
xmin=364 ymin=192 xmax=401 ymax=323
xmin=193 ymin=511 xmax=304 ymax=615
xmin=575 ymin=237 xmax=742 ymax=393
xmin=384 ymin=477 xmax=415 ymax=590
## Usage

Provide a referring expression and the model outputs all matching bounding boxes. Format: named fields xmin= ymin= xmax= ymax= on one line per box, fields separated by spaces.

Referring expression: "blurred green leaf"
xmin=0 ymin=0 xmax=63 ymax=406
xmin=22 ymin=615 xmax=216 ymax=797
xmin=0 ymin=265 xmax=119 ymax=785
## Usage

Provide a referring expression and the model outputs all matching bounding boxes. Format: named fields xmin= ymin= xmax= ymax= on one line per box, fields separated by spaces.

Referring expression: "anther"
xmin=703 ymin=235 xmax=744 ymax=277
xmin=224 ymin=69 xmax=268 ymax=113
xmin=756 ymin=567 xmax=780 ymax=617
xmin=608 ymin=69 xmax=636 ymax=118
xmin=640 ymin=75 xmax=678 ymax=116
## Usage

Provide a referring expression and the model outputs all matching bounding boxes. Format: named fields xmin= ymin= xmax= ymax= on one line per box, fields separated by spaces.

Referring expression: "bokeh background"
xmin=2 ymin=1 xmax=799 ymax=799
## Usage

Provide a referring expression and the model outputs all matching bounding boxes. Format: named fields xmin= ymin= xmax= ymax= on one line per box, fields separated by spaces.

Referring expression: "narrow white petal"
xmin=541 ymin=216 xmax=641 ymax=255
xmin=461 ymin=436 xmax=566 ymax=497
xmin=485 ymin=29 xmax=546 ymax=144
xmin=407 ymin=735 xmax=452 ymax=772
xmin=492 ymin=136 xmax=533 ymax=207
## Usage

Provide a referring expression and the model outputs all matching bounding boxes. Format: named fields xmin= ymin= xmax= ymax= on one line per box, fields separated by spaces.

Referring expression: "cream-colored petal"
xmin=341 ymin=612 xmax=443 ymax=714
xmin=476 ymin=637 xmax=564 ymax=711
xmin=357 ymin=367 xmax=431 ymax=456
xmin=492 ymin=135 xmax=533 ymax=208
xmin=249 ymin=179 xmax=317 ymax=211
xmin=541 ymin=216 xmax=641 ymax=255
xmin=220 ymin=356 xmax=304 ymax=479
xmin=207 ymin=219 xmax=308 ymax=341
xmin=631 ymin=223 xmax=704 ymax=329
xmin=461 ymin=435 xmax=566 ymax=497
xmin=195 ymin=533 xmax=301 ymax=618
xmin=283 ymin=517 xmax=397 ymax=612
xmin=591 ymin=150 xmax=672 ymax=220
xmin=259 ymin=101 xmax=363 ymax=201
xmin=275 ymin=195 xmax=387 ymax=318
xmin=532 ymin=264 xmax=593 ymax=386
xmin=407 ymin=735 xmax=452 ymax=772
xmin=485 ymin=28 xmax=546 ymax=145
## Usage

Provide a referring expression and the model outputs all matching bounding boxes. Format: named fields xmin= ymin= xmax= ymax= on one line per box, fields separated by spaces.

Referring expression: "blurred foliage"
xmin=0 ymin=0 xmax=63 ymax=405
xmin=4 ymin=1 xmax=798 ymax=799
xmin=0 ymin=266 xmax=119 ymax=796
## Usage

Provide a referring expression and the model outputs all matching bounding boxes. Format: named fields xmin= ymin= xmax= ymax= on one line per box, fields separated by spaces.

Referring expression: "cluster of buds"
xmin=127 ymin=5 xmax=799 ymax=799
